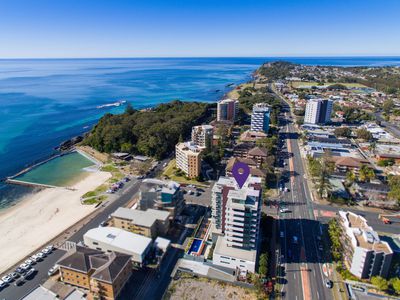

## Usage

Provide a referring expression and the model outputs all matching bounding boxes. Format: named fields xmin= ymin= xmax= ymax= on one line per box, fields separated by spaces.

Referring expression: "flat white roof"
xmin=214 ymin=236 xmax=257 ymax=262
xmin=84 ymin=227 xmax=152 ymax=255
xmin=155 ymin=236 xmax=171 ymax=251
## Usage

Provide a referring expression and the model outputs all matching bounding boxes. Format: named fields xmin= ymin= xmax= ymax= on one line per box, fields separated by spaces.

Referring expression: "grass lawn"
xmin=82 ymin=184 xmax=108 ymax=199
xmin=83 ymin=195 xmax=107 ymax=205
xmin=162 ymin=159 xmax=209 ymax=186
xmin=227 ymin=82 xmax=253 ymax=99
xmin=291 ymin=81 xmax=367 ymax=89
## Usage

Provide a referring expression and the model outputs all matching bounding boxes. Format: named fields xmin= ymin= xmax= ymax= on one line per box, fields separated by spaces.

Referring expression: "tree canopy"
xmin=83 ymin=100 xmax=211 ymax=159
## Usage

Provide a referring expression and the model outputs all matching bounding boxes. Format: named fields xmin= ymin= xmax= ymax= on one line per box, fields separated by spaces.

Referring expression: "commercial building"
xmin=338 ymin=211 xmax=393 ymax=279
xmin=175 ymin=141 xmax=203 ymax=178
xmin=304 ymin=98 xmax=333 ymax=124
xmin=191 ymin=125 xmax=213 ymax=149
xmin=57 ymin=245 xmax=132 ymax=300
xmin=250 ymin=103 xmax=270 ymax=133
xmin=217 ymin=98 xmax=239 ymax=122
xmin=110 ymin=207 xmax=170 ymax=238
xmin=211 ymin=176 xmax=262 ymax=273
xmin=83 ymin=227 xmax=152 ymax=265
xmin=138 ymin=179 xmax=185 ymax=219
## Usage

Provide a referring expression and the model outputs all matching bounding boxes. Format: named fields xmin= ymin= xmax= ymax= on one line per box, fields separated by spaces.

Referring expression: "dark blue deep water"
xmin=1 ymin=57 xmax=400 ymax=206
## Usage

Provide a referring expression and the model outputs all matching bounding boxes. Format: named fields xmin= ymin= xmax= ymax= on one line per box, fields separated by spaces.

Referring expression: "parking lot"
xmin=180 ymin=183 xmax=213 ymax=207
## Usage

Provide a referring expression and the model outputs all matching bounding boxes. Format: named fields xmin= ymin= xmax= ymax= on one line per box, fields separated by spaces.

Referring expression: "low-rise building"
xmin=83 ymin=227 xmax=152 ymax=266
xmin=212 ymin=235 xmax=257 ymax=274
xmin=239 ymin=130 xmax=267 ymax=143
xmin=247 ymin=146 xmax=268 ymax=167
xmin=329 ymin=156 xmax=371 ymax=173
xmin=375 ymin=144 xmax=400 ymax=164
xmin=226 ymin=157 xmax=265 ymax=179
xmin=175 ymin=141 xmax=203 ymax=178
xmin=110 ymin=207 xmax=170 ymax=238
xmin=338 ymin=211 xmax=393 ymax=279
xmin=57 ymin=245 xmax=132 ymax=300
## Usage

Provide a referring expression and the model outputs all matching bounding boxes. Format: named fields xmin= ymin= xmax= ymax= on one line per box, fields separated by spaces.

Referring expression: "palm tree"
xmin=359 ymin=165 xmax=375 ymax=182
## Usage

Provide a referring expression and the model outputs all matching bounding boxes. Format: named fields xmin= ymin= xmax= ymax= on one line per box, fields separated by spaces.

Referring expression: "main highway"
xmin=276 ymin=102 xmax=335 ymax=300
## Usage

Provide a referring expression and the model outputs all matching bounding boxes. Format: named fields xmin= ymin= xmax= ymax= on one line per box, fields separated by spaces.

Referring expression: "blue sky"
xmin=0 ymin=0 xmax=399 ymax=58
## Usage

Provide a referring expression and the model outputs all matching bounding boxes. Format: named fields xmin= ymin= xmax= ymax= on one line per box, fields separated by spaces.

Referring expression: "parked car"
xmin=23 ymin=268 xmax=36 ymax=279
xmin=46 ymin=245 xmax=55 ymax=252
xmin=42 ymin=248 xmax=51 ymax=255
xmin=292 ymin=236 xmax=298 ymax=244
xmin=14 ymin=278 xmax=24 ymax=286
xmin=25 ymin=259 xmax=34 ymax=266
xmin=31 ymin=255 xmax=41 ymax=263
xmin=36 ymin=251 xmax=46 ymax=259
xmin=10 ymin=272 xmax=20 ymax=280
xmin=99 ymin=221 xmax=107 ymax=227
xmin=1 ymin=275 xmax=12 ymax=283
xmin=280 ymin=208 xmax=290 ymax=213
xmin=19 ymin=263 xmax=30 ymax=271
xmin=48 ymin=265 xmax=59 ymax=276
xmin=280 ymin=231 xmax=284 ymax=238
xmin=15 ymin=267 xmax=25 ymax=274
xmin=0 ymin=280 xmax=6 ymax=288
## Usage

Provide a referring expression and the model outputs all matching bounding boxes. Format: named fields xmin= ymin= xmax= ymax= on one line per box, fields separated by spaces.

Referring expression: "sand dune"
xmin=0 ymin=170 xmax=111 ymax=273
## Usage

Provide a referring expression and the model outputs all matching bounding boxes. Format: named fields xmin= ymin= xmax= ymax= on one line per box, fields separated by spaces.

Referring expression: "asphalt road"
xmin=276 ymin=105 xmax=334 ymax=300
xmin=0 ymin=158 xmax=172 ymax=300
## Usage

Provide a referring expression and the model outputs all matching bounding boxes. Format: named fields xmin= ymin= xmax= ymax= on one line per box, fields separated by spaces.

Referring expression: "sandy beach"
xmin=0 ymin=170 xmax=111 ymax=273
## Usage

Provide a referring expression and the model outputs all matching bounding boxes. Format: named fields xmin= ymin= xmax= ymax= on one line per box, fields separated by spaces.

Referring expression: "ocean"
xmin=1 ymin=56 xmax=400 ymax=208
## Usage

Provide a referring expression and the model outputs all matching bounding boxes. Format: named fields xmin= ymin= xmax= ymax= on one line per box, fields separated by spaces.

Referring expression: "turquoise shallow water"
xmin=15 ymin=152 xmax=95 ymax=187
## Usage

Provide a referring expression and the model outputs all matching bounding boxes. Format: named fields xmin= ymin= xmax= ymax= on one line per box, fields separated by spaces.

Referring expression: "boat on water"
xmin=96 ymin=100 xmax=127 ymax=109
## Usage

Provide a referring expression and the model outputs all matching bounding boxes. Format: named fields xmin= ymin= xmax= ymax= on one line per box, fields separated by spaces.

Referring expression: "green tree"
xmin=371 ymin=276 xmax=389 ymax=291
xmin=328 ymin=219 xmax=342 ymax=261
xmin=346 ymin=170 xmax=356 ymax=184
xmin=258 ymin=253 xmax=268 ymax=278
xmin=388 ymin=175 xmax=400 ymax=206
xmin=359 ymin=165 xmax=375 ymax=182
xmin=356 ymin=128 xmax=373 ymax=141
xmin=382 ymin=99 xmax=394 ymax=115
xmin=120 ymin=142 xmax=132 ymax=153
xmin=334 ymin=127 xmax=352 ymax=138
xmin=390 ymin=277 xmax=400 ymax=295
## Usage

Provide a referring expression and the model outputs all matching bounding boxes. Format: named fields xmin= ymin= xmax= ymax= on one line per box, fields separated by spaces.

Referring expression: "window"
xmin=96 ymin=247 xmax=102 ymax=250
xmin=220 ymin=261 xmax=230 ymax=264
xmin=93 ymin=242 xmax=99 ymax=245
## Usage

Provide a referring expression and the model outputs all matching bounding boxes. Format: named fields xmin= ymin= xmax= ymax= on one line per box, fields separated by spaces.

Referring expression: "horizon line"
xmin=1 ymin=54 xmax=400 ymax=60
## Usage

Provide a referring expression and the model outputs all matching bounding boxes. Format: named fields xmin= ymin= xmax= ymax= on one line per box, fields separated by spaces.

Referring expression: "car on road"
xmin=280 ymin=208 xmax=290 ymax=213
xmin=284 ymin=187 xmax=289 ymax=192
xmin=1 ymin=275 xmax=13 ymax=283
xmin=99 ymin=221 xmax=108 ymax=227
xmin=325 ymin=279 xmax=333 ymax=289
xmin=280 ymin=231 xmax=284 ymax=238
xmin=318 ymin=244 xmax=323 ymax=251
xmin=292 ymin=236 xmax=298 ymax=244
xmin=23 ymin=268 xmax=36 ymax=280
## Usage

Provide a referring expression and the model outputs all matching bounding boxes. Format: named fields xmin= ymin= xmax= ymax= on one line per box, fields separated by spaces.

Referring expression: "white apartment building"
xmin=217 ymin=98 xmax=239 ymax=121
xmin=338 ymin=211 xmax=393 ymax=279
xmin=211 ymin=176 xmax=262 ymax=273
xmin=175 ymin=142 xmax=202 ymax=178
xmin=250 ymin=103 xmax=270 ymax=133
xmin=191 ymin=125 xmax=213 ymax=148
xmin=304 ymin=98 xmax=333 ymax=124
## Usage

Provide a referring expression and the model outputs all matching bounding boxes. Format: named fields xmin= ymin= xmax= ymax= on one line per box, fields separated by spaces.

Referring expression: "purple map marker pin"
xmin=232 ymin=161 xmax=250 ymax=188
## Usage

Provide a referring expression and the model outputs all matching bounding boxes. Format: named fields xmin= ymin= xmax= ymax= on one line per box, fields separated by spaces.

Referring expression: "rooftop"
xmin=214 ymin=236 xmax=257 ymax=262
xmin=84 ymin=227 xmax=152 ymax=255
xmin=111 ymin=207 xmax=170 ymax=228
xmin=339 ymin=211 xmax=392 ymax=254
xmin=176 ymin=141 xmax=203 ymax=155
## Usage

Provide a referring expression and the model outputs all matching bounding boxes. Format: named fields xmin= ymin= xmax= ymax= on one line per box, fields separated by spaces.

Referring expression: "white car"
xmin=48 ymin=265 xmax=59 ymax=276
xmin=280 ymin=231 xmax=284 ymax=238
xmin=0 ymin=280 xmax=6 ymax=288
xmin=292 ymin=236 xmax=298 ymax=244
xmin=36 ymin=252 xmax=46 ymax=259
xmin=25 ymin=259 xmax=34 ymax=265
xmin=280 ymin=208 xmax=290 ymax=213
xmin=20 ymin=263 xmax=30 ymax=271
xmin=46 ymin=245 xmax=54 ymax=252
xmin=31 ymin=255 xmax=41 ymax=262
xmin=1 ymin=275 xmax=12 ymax=283
xmin=42 ymin=248 xmax=51 ymax=255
